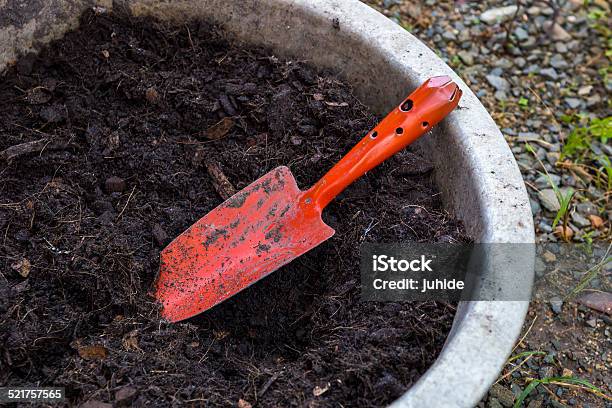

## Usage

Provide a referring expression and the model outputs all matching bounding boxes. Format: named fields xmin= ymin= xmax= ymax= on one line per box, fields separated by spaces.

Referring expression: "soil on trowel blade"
xmin=0 ymin=10 xmax=469 ymax=407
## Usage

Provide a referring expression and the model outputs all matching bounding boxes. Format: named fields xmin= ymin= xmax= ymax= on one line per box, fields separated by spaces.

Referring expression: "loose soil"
xmin=0 ymin=10 xmax=468 ymax=407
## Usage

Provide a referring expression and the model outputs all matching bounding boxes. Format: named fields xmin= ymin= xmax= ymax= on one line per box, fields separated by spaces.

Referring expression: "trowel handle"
xmin=303 ymin=76 xmax=462 ymax=210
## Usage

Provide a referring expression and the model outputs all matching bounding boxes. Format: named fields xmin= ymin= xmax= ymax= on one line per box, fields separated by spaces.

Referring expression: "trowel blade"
xmin=155 ymin=166 xmax=334 ymax=322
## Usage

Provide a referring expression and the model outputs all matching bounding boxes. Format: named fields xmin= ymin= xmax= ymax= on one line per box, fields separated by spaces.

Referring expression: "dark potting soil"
xmin=0 ymin=10 xmax=469 ymax=407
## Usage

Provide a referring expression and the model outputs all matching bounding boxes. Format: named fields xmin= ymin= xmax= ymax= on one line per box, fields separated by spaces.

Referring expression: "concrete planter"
xmin=1 ymin=1 xmax=535 ymax=406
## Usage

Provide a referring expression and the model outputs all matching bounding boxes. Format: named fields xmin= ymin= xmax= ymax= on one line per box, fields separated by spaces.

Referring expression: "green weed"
xmin=513 ymin=376 xmax=610 ymax=407
xmin=564 ymin=244 xmax=612 ymax=300
xmin=526 ymin=143 xmax=575 ymax=236
xmin=561 ymin=116 xmax=611 ymax=159
xmin=560 ymin=116 xmax=612 ymax=191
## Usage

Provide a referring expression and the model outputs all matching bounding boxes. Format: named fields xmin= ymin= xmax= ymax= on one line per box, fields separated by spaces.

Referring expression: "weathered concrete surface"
xmin=0 ymin=0 xmax=111 ymax=71
xmin=0 ymin=1 xmax=534 ymax=407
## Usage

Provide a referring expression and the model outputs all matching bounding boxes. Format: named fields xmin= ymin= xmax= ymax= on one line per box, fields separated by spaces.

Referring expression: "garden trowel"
xmin=155 ymin=76 xmax=462 ymax=322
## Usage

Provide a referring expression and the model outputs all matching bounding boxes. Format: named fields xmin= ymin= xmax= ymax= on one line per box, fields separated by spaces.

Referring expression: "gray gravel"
xmin=364 ymin=1 xmax=610 ymax=406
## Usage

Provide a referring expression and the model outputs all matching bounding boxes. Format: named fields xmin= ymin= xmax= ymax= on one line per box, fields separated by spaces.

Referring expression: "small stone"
xmin=544 ymin=352 xmax=556 ymax=363
xmin=539 ymin=68 xmax=558 ymax=80
xmin=458 ymin=30 xmax=471 ymax=43
xmin=579 ymin=291 xmax=612 ymax=314
xmin=571 ymin=212 xmax=590 ymax=228
xmin=514 ymin=27 xmax=529 ymax=41
xmin=550 ymin=54 xmax=568 ymax=69
xmin=538 ymin=189 xmax=560 ymax=212
xmin=586 ymin=318 xmax=597 ymax=328
xmin=237 ymin=400 xmax=253 ymax=408
xmin=115 ymin=386 xmax=137 ymax=403
xmin=542 ymin=251 xmax=556 ymax=263
xmin=480 ymin=5 xmax=519 ymax=25
xmin=550 ymin=297 xmax=563 ymax=314
xmin=562 ymin=368 xmax=573 ymax=377
xmin=104 ymin=176 xmax=126 ymax=193
xmin=312 ymin=383 xmax=331 ymax=397
xmin=442 ymin=31 xmax=457 ymax=41
xmin=535 ymin=257 xmax=546 ymax=277
xmin=101 ymin=50 xmax=110 ymax=59
xmin=535 ymin=174 xmax=560 ymax=189
xmin=524 ymin=64 xmax=540 ymax=74
xmin=576 ymin=202 xmax=597 ymax=216
xmin=486 ymin=74 xmax=510 ymax=92
xmin=565 ymin=98 xmax=582 ymax=109
xmin=488 ymin=398 xmax=503 ymax=408
xmin=521 ymin=36 xmax=537 ymax=50
xmin=518 ymin=135 xmax=540 ymax=145
xmin=586 ymin=94 xmax=601 ymax=107
xmin=93 ymin=5 xmax=108 ymax=14
xmin=458 ymin=50 xmax=475 ymax=66
xmin=578 ymin=85 xmax=593 ymax=96
xmin=510 ymin=383 xmax=523 ymax=398
xmin=152 ymin=224 xmax=169 ymax=247
xmin=547 ymin=22 xmax=572 ymax=41
xmin=545 ymin=151 xmax=559 ymax=164
xmin=540 ymin=366 xmax=555 ymax=379
xmin=538 ymin=221 xmax=552 ymax=234
xmin=489 ymin=384 xmax=514 ymax=407
xmin=555 ymin=42 xmax=568 ymax=53
xmin=13 ymin=229 xmax=30 ymax=242
xmin=494 ymin=91 xmax=507 ymax=101
xmin=494 ymin=59 xmax=513 ymax=70
xmin=383 ymin=0 xmax=400 ymax=7
xmin=527 ymin=6 xmax=541 ymax=15
xmin=530 ymin=198 xmax=541 ymax=215
xmin=527 ymin=400 xmax=542 ymax=408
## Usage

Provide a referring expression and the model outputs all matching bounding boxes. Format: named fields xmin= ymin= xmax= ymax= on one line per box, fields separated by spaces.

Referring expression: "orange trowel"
xmin=155 ymin=76 xmax=462 ymax=322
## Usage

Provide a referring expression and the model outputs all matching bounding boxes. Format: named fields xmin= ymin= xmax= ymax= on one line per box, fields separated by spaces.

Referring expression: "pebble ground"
xmin=363 ymin=1 xmax=610 ymax=407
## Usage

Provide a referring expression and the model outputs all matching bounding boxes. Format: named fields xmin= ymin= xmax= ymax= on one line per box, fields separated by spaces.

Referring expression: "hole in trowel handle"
xmin=400 ymin=99 xmax=413 ymax=112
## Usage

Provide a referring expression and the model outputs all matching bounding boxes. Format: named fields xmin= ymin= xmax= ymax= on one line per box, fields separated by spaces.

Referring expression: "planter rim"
xmin=0 ymin=1 xmax=535 ymax=407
